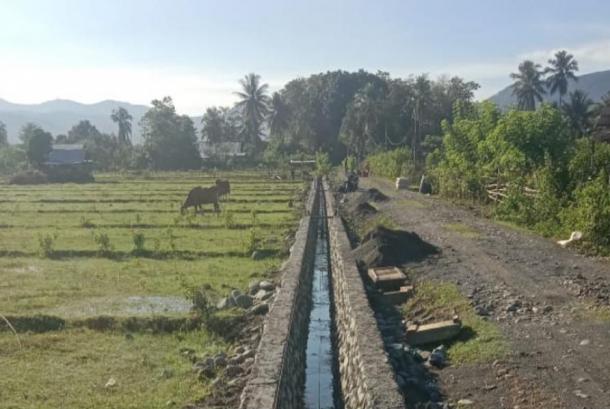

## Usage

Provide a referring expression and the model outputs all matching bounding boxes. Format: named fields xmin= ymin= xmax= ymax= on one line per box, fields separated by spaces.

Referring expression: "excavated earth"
xmin=341 ymin=177 xmax=610 ymax=409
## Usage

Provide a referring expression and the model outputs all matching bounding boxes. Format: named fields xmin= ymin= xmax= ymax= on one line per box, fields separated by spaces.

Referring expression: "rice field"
xmin=0 ymin=171 xmax=306 ymax=408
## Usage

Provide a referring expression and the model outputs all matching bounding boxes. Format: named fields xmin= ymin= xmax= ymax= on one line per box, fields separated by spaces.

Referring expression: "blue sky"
xmin=1 ymin=0 xmax=610 ymax=114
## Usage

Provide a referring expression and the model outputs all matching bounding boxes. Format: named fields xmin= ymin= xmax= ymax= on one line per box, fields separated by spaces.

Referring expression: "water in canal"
xmin=304 ymin=189 xmax=339 ymax=409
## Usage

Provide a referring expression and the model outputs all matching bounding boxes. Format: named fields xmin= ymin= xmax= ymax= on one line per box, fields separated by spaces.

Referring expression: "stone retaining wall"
xmin=323 ymin=179 xmax=404 ymax=409
xmin=240 ymin=179 xmax=404 ymax=409
xmin=240 ymin=179 xmax=319 ymax=409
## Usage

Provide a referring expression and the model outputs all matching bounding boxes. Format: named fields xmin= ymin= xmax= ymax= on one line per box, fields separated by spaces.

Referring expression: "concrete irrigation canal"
xmin=240 ymin=179 xmax=404 ymax=409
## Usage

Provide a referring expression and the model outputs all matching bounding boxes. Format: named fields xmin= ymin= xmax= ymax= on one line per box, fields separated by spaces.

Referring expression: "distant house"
xmin=199 ymin=141 xmax=246 ymax=160
xmin=43 ymin=144 xmax=94 ymax=182
xmin=46 ymin=144 xmax=89 ymax=165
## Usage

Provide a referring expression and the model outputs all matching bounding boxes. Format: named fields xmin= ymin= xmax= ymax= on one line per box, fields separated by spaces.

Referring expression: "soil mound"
xmin=353 ymin=225 xmax=439 ymax=268
xmin=353 ymin=202 xmax=378 ymax=219
xmin=363 ymin=188 xmax=389 ymax=202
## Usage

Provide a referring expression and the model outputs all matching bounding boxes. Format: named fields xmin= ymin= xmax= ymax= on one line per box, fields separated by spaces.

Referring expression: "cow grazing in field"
xmin=215 ymin=179 xmax=231 ymax=200
xmin=181 ymin=186 xmax=220 ymax=214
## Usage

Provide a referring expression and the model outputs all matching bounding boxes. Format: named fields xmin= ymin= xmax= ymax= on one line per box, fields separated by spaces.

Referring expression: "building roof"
xmin=46 ymin=144 xmax=88 ymax=165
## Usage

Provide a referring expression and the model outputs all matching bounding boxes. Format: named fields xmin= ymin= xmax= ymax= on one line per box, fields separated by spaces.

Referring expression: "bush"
xmin=243 ymin=227 xmax=257 ymax=255
xmin=132 ymin=231 xmax=146 ymax=254
xmin=222 ymin=209 xmax=235 ymax=228
xmin=367 ymin=147 xmax=414 ymax=179
xmin=93 ymin=231 xmax=113 ymax=257
xmin=9 ymin=170 xmax=48 ymax=185
xmin=561 ymin=171 xmax=610 ymax=251
xmin=37 ymin=232 xmax=58 ymax=258
xmin=315 ymin=151 xmax=332 ymax=176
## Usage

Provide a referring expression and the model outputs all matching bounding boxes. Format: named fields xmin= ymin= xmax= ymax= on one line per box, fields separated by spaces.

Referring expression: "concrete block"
xmin=395 ymin=177 xmax=409 ymax=190
xmin=374 ymin=285 xmax=414 ymax=305
xmin=405 ymin=318 xmax=462 ymax=346
xmin=368 ymin=266 xmax=408 ymax=291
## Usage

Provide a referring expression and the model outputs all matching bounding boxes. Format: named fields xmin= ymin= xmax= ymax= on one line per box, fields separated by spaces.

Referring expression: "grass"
xmin=0 ymin=329 xmax=226 ymax=409
xmin=404 ymin=281 xmax=509 ymax=364
xmin=443 ymin=222 xmax=480 ymax=239
xmin=0 ymin=171 xmax=305 ymax=407
xmin=572 ymin=301 xmax=610 ymax=322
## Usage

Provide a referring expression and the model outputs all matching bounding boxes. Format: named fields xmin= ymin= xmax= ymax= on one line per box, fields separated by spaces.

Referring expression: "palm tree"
xmin=510 ymin=60 xmax=546 ymax=111
xmin=562 ymin=90 xmax=594 ymax=137
xmin=234 ymin=73 xmax=270 ymax=151
xmin=111 ymin=107 xmax=133 ymax=145
xmin=268 ymin=92 xmax=290 ymax=139
xmin=545 ymin=50 xmax=579 ymax=106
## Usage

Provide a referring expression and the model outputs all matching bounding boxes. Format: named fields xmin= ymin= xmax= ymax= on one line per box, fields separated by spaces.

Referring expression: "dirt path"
xmin=358 ymin=177 xmax=610 ymax=409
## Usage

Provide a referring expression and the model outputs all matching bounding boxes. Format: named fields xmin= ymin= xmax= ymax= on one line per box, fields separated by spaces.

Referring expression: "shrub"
xmin=37 ymin=232 xmax=58 ymax=258
xmin=93 ymin=231 xmax=113 ymax=257
xmin=561 ymin=171 xmax=610 ymax=251
xmin=184 ymin=286 xmax=213 ymax=320
xmin=367 ymin=147 xmax=414 ymax=179
xmin=243 ymin=227 xmax=257 ymax=255
xmin=222 ymin=209 xmax=235 ymax=228
xmin=79 ymin=216 xmax=95 ymax=228
xmin=132 ymin=231 xmax=146 ymax=254
xmin=315 ymin=151 xmax=332 ymax=176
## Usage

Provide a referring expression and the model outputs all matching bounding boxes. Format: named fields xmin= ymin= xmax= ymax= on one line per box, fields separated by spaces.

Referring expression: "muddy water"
xmin=304 ymin=189 xmax=340 ymax=409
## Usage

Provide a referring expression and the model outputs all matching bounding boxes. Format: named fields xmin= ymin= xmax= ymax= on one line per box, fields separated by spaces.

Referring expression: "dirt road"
xmin=356 ymin=177 xmax=610 ymax=409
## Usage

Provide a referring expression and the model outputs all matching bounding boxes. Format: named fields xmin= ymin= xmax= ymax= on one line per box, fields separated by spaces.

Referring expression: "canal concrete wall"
xmin=323 ymin=180 xmax=405 ymax=409
xmin=240 ymin=179 xmax=319 ymax=409
xmin=240 ymin=178 xmax=404 ymax=409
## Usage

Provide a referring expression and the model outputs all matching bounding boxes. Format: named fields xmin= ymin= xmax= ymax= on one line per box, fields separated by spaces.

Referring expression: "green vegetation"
xmin=367 ymin=147 xmax=413 ymax=179
xmin=404 ymin=281 xmax=509 ymax=364
xmin=0 ymin=329 xmax=225 ymax=409
xmin=0 ymin=171 xmax=304 ymax=407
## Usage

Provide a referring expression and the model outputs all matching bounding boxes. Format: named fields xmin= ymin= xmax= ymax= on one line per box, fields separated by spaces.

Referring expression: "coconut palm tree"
xmin=234 ymin=73 xmax=270 ymax=151
xmin=562 ymin=90 xmax=595 ymax=137
xmin=510 ymin=60 xmax=546 ymax=111
xmin=111 ymin=107 xmax=133 ymax=145
xmin=545 ymin=50 xmax=579 ymax=106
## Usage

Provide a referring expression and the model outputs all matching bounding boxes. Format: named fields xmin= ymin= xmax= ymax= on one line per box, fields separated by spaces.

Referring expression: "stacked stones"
xmin=324 ymin=180 xmax=405 ymax=409
xmin=216 ymin=280 xmax=276 ymax=316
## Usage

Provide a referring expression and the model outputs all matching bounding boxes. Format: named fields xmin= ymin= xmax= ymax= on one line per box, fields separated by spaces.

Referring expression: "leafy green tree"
xmin=66 ymin=120 xmax=102 ymax=143
xmin=0 ymin=145 xmax=26 ymax=174
xmin=20 ymin=123 xmax=53 ymax=168
xmin=235 ymin=73 xmax=270 ymax=153
xmin=140 ymin=97 xmax=200 ymax=170
xmin=545 ymin=50 xmax=579 ymax=106
xmin=510 ymin=60 xmax=546 ymax=111
xmin=562 ymin=90 xmax=595 ymax=137
xmin=0 ymin=121 xmax=7 ymax=146
xmin=268 ymin=92 xmax=290 ymax=140
xmin=111 ymin=107 xmax=133 ymax=145
xmin=200 ymin=107 xmax=226 ymax=144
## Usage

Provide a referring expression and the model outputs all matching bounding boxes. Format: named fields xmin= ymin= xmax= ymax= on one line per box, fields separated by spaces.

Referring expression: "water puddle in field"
xmin=49 ymin=296 xmax=192 ymax=317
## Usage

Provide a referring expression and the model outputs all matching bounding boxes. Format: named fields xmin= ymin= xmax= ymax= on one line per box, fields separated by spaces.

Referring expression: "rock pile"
xmin=216 ymin=280 xmax=276 ymax=315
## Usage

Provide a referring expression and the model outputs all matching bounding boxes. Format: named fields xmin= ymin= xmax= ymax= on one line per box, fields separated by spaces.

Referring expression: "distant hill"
xmin=489 ymin=69 xmax=610 ymax=109
xmin=0 ymin=99 xmax=203 ymax=144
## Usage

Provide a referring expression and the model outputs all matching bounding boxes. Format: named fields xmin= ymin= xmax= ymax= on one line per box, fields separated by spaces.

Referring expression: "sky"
xmin=1 ymin=0 xmax=610 ymax=115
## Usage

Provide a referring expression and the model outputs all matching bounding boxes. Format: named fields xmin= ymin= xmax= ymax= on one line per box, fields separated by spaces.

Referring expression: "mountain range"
xmin=0 ymin=99 xmax=202 ymax=144
xmin=489 ymin=69 xmax=610 ymax=109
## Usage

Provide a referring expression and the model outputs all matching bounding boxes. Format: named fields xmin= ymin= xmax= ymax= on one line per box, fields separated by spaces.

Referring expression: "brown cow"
xmin=215 ymin=179 xmax=231 ymax=200
xmin=181 ymin=186 xmax=220 ymax=214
